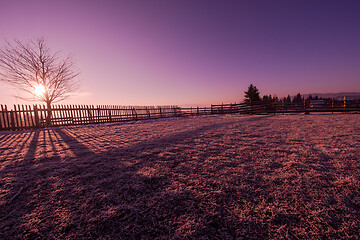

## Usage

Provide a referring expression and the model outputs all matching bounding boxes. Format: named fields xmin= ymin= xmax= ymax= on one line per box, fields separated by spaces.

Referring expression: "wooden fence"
xmin=210 ymin=99 xmax=360 ymax=115
xmin=0 ymin=105 xmax=212 ymax=131
xmin=1 ymin=99 xmax=360 ymax=131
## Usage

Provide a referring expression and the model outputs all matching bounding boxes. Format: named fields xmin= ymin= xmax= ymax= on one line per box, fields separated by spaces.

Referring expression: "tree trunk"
xmin=46 ymin=101 xmax=52 ymax=127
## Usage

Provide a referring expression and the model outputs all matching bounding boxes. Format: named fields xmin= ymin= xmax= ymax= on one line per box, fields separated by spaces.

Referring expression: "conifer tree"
xmin=244 ymin=84 xmax=261 ymax=103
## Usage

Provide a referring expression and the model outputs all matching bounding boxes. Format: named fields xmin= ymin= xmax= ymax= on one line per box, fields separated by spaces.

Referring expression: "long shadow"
xmin=2 ymin=114 xmax=358 ymax=239
xmin=1 ymin=116 xmax=274 ymax=239
xmin=50 ymin=119 xmax=269 ymax=239
xmin=0 ymin=132 xmax=32 ymax=167
xmin=0 ymin=130 xmax=40 ymax=238
xmin=23 ymin=131 xmax=40 ymax=162
xmin=0 ymin=127 xmax=94 ymax=239
xmin=0 ymin=131 xmax=40 ymax=170
xmin=0 ymin=133 xmax=18 ymax=147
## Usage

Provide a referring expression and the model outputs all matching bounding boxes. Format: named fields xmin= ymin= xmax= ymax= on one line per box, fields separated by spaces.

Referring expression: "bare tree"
xmin=0 ymin=37 xmax=80 ymax=125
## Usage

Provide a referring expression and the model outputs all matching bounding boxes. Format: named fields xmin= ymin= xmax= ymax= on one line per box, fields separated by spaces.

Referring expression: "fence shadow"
xmin=1 ymin=114 xmax=357 ymax=239
xmin=1 ymin=118 xmax=269 ymax=239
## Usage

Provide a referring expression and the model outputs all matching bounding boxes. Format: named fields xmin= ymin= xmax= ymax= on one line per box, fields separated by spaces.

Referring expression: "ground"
xmin=0 ymin=114 xmax=359 ymax=239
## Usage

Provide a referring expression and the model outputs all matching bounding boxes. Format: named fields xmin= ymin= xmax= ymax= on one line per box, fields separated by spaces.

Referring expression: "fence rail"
xmin=0 ymin=104 xmax=210 ymax=131
xmin=210 ymin=99 xmax=360 ymax=115
xmin=1 ymin=99 xmax=360 ymax=131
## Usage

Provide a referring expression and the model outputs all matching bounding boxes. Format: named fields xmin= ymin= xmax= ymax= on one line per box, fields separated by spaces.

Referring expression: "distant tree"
xmin=286 ymin=95 xmax=291 ymax=103
xmin=0 ymin=37 xmax=80 ymax=125
xmin=263 ymin=94 xmax=279 ymax=103
xmin=292 ymin=93 xmax=303 ymax=103
xmin=244 ymin=84 xmax=261 ymax=103
xmin=273 ymin=95 xmax=279 ymax=102
xmin=308 ymin=95 xmax=313 ymax=100
xmin=314 ymin=95 xmax=319 ymax=100
xmin=262 ymin=95 xmax=270 ymax=102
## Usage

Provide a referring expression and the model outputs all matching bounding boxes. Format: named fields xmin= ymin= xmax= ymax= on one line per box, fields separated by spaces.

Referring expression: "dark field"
xmin=0 ymin=114 xmax=359 ymax=239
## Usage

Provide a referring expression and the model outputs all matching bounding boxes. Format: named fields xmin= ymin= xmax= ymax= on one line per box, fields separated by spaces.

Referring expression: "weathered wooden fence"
xmin=210 ymin=99 xmax=360 ymax=115
xmin=1 ymin=99 xmax=360 ymax=131
xmin=0 ymin=104 xmax=212 ymax=131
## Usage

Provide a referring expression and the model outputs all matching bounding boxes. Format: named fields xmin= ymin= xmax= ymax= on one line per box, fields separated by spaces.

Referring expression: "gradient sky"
xmin=1 ymin=0 xmax=360 ymax=107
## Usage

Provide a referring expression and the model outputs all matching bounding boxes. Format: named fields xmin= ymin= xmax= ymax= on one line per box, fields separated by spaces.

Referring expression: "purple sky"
xmin=1 ymin=0 xmax=360 ymax=106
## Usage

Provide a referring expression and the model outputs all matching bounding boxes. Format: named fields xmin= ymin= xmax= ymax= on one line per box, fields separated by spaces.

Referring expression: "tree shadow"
xmin=0 ymin=130 xmax=40 ymax=238
xmin=51 ymin=121 xmax=261 ymax=239
xmin=2 ymin=115 xmax=356 ymax=239
xmin=0 ymin=118 xmax=270 ymax=239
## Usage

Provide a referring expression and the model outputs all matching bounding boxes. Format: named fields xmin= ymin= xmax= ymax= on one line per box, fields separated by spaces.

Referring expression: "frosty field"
xmin=0 ymin=114 xmax=359 ymax=239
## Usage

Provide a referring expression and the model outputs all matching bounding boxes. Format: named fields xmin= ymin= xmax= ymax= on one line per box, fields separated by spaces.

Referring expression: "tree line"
xmin=244 ymin=84 xmax=335 ymax=104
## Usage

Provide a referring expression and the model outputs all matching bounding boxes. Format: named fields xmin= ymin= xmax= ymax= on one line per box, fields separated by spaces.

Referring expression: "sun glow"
xmin=34 ymin=84 xmax=46 ymax=96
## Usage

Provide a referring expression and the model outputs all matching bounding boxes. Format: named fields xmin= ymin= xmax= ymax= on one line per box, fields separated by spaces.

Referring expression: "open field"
xmin=0 ymin=114 xmax=359 ymax=239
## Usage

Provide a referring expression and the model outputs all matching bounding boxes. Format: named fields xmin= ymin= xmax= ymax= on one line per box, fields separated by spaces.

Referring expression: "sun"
xmin=34 ymin=84 xmax=46 ymax=96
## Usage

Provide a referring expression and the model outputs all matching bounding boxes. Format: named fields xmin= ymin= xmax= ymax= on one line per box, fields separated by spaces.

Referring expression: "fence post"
xmin=146 ymin=107 xmax=151 ymax=119
xmin=304 ymin=99 xmax=309 ymax=114
xmin=97 ymin=106 xmax=100 ymax=123
xmin=343 ymin=96 xmax=346 ymax=113
xmin=10 ymin=110 xmax=16 ymax=131
xmin=159 ymin=107 xmax=162 ymax=118
xmin=108 ymin=108 xmax=112 ymax=122
xmin=13 ymin=105 xmax=19 ymax=130
xmin=0 ymin=105 xmax=5 ymax=131
xmin=34 ymin=105 xmax=40 ymax=129
xmin=0 ymin=107 xmax=2 ymax=131
xmin=133 ymin=108 xmax=138 ymax=120
xmin=87 ymin=105 xmax=93 ymax=124
xmin=272 ymin=101 xmax=275 ymax=113
xmin=4 ymin=105 xmax=10 ymax=129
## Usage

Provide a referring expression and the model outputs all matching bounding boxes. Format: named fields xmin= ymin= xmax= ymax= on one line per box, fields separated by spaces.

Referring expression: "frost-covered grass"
xmin=0 ymin=114 xmax=359 ymax=239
